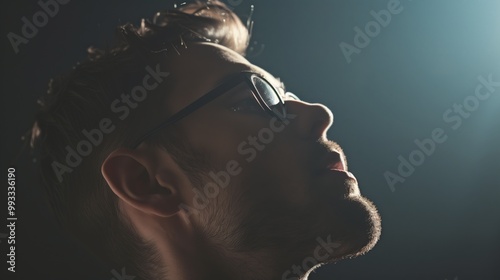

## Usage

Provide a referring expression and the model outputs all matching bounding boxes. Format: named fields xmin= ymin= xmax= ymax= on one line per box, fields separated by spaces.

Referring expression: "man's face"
xmin=142 ymin=42 xmax=381 ymax=268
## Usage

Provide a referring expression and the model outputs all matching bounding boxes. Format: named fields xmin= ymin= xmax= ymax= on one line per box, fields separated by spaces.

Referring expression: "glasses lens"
xmin=251 ymin=76 xmax=286 ymax=118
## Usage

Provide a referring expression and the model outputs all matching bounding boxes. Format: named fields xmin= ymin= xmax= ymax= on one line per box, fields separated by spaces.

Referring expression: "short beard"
xmin=194 ymin=174 xmax=381 ymax=268
xmin=161 ymin=135 xmax=381 ymax=274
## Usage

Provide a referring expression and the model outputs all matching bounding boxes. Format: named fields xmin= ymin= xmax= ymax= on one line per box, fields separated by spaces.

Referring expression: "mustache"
xmin=319 ymin=140 xmax=348 ymax=170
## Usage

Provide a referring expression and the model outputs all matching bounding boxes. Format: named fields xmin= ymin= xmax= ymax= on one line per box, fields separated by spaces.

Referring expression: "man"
xmin=31 ymin=1 xmax=381 ymax=279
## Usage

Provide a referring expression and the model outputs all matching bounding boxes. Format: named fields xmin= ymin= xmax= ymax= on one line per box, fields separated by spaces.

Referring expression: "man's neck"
xmin=158 ymin=239 xmax=283 ymax=280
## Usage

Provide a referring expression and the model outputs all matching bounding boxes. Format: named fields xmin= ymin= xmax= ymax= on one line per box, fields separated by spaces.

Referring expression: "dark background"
xmin=1 ymin=0 xmax=499 ymax=279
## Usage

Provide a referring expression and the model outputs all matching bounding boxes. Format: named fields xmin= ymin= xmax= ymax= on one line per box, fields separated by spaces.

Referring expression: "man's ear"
xmin=101 ymin=147 xmax=186 ymax=217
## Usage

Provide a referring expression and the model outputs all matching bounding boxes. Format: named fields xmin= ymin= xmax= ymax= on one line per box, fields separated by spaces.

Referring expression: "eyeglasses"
xmin=130 ymin=71 xmax=299 ymax=148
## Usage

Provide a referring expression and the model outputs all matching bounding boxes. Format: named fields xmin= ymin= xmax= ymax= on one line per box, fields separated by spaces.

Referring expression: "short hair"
xmin=30 ymin=1 xmax=250 ymax=278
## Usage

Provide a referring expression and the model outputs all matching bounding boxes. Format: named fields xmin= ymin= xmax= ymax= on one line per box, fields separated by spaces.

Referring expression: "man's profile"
xmin=30 ymin=1 xmax=382 ymax=279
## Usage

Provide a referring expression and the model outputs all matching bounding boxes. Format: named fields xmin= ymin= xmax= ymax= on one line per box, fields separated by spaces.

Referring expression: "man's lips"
xmin=317 ymin=150 xmax=359 ymax=196
xmin=326 ymin=160 xmax=356 ymax=181
xmin=321 ymin=151 xmax=349 ymax=173
xmin=327 ymin=160 xmax=345 ymax=172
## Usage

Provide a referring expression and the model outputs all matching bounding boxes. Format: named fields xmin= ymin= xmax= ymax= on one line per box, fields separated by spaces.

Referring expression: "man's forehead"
xmin=163 ymin=42 xmax=280 ymax=87
xmin=146 ymin=41 xmax=284 ymax=116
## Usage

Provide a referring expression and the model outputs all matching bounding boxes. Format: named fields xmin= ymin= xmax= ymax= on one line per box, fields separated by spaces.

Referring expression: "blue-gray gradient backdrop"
xmin=1 ymin=0 xmax=499 ymax=279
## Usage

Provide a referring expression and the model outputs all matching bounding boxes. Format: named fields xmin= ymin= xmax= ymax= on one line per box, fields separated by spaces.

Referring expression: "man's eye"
xmin=230 ymin=98 xmax=263 ymax=113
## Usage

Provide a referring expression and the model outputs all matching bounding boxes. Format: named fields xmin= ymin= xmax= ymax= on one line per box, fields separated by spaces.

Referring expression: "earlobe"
xmin=101 ymin=148 xmax=183 ymax=217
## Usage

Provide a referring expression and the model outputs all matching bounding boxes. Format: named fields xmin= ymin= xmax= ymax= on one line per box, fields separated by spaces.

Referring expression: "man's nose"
xmin=285 ymin=100 xmax=334 ymax=141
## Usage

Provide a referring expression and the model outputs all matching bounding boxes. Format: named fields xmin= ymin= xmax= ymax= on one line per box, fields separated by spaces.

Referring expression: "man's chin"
xmin=324 ymin=195 xmax=382 ymax=261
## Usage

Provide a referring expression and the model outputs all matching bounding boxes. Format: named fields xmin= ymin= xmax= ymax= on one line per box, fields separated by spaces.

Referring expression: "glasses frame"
xmin=129 ymin=71 xmax=289 ymax=148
